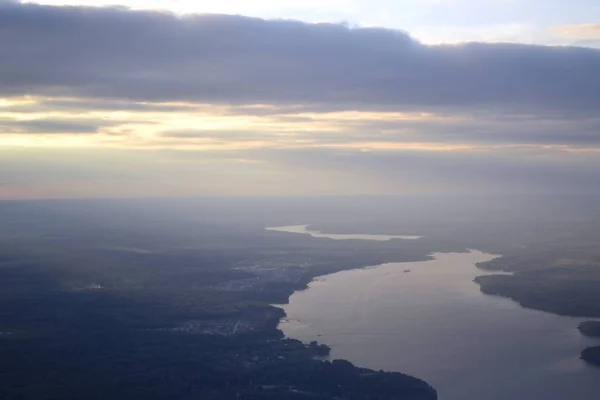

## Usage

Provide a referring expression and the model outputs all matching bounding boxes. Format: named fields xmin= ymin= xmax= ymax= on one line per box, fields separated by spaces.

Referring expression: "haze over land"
xmin=1 ymin=196 xmax=600 ymax=399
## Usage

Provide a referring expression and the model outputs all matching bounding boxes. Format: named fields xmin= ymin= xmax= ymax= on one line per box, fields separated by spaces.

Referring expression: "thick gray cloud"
xmin=0 ymin=118 xmax=109 ymax=134
xmin=1 ymin=2 xmax=599 ymax=114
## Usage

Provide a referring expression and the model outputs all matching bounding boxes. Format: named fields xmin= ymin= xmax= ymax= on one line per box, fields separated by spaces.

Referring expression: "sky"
xmin=1 ymin=0 xmax=600 ymax=199
xmin=19 ymin=0 xmax=600 ymax=46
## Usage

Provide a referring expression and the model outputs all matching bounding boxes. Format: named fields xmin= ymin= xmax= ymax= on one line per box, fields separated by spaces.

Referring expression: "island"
xmin=472 ymin=223 xmax=600 ymax=372
xmin=579 ymin=321 xmax=600 ymax=337
xmin=576 ymin=321 xmax=600 ymax=368
xmin=581 ymin=347 xmax=600 ymax=368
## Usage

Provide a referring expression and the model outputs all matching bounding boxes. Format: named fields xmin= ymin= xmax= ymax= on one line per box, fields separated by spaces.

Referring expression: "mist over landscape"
xmin=2 ymin=0 xmax=600 ymax=399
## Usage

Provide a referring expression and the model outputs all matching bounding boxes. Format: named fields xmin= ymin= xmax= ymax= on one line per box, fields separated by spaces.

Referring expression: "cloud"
xmin=3 ymin=98 xmax=199 ymax=113
xmin=1 ymin=2 xmax=600 ymax=199
xmin=0 ymin=118 xmax=108 ymax=134
xmin=553 ymin=24 xmax=600 ymax=39
xmin=3 ymin=95 xmax=600 ymax=149
xmin=0 ymin=2 xmax=599 ymax=115
xmin=160 ymin=129 xmax=267 ymax=140
xmin=151 ymin=111 xmax=600 ymax=148
xmin=551 ymin=24 xmax=600 ymax=48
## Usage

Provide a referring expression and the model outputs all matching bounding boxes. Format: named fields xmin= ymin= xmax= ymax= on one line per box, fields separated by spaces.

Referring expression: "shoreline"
xmin=474 ymin=257 xmax=600 ymax=369
xmin=262 ymin=247 xmax=449 ymax=399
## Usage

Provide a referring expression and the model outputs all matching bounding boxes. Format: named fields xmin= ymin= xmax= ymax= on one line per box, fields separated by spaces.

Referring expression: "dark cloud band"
xmin=1 ymin=2 xmax=599 ymax=114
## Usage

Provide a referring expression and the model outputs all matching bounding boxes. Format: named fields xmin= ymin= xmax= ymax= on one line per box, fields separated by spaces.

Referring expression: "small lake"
xmin=266 ymin=225 xmax=422 ymax=241
xmin=277 ymin=237 xmax=600 ymax=399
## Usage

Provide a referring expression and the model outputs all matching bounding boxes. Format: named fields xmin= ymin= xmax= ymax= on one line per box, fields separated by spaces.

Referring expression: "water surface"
xmin=280 ymin=250 xmax=600 ymax=400
xmin=266 ymin=225 xmax=421 ymax=241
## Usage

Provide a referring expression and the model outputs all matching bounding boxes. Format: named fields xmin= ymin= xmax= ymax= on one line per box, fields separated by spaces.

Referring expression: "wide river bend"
xmin=271 ymin=227 xmax=600 ymax=400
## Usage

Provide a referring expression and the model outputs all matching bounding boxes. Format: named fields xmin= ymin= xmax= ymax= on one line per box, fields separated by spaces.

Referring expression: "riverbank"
xmin=0 ymin=222 xmax=445 ymax=400
xmin=475 ymin=255 xmax=600 ymax=371
xmin=241 ymin=228 xmax=441 ymax=399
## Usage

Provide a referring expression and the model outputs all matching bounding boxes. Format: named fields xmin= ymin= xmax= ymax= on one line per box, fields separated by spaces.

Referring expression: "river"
xmin=265 ymin=225 xmax=422 ymax=241
xmin=274 ymin=230 xmax=600 ymax=399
